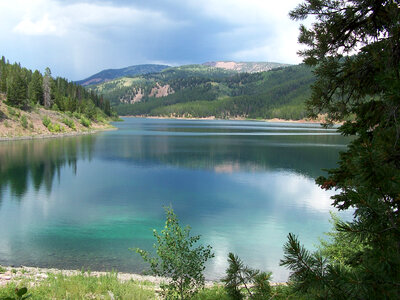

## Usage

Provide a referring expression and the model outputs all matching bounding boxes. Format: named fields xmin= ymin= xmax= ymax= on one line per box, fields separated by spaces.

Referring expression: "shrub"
xmin=62 ymin=118 xmax=76 ymax=130
xmin=134 ymin=207 xmax=214 ymax=300
xmin=42 ymin=116 xmax=51 ymax=128
xmin=80 ymin=116 xmax=91 ymax=127
xmin=7 ymin=106 xmax=20 ymax=118
xmin=49 ymin=123 xmax=64 ymax=133
xmin=51 ymin=103 xmax=59 ymax=111
xmin=20 ymin=115 xmax=28 ymax=129
xmin=73 ymin=112 xmax=81 ymax=119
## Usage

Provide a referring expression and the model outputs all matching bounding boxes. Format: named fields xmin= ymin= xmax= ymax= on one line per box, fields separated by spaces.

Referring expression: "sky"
xmin=0 ymin=0 xmax=306 ymax=80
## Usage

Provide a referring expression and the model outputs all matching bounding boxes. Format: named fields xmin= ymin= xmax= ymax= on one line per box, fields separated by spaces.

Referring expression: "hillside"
xmin=89 ymin=64 xmax=315 ymax=120
xmin=0 ymin=99 xmax=113 ymax=139
xmin=203 ymin=61 xmax=290 ymax=73
xmin=76 ymin=64 xmax=170 ymax=86
xmin=0 ymin=56 xmax=117 ymax=139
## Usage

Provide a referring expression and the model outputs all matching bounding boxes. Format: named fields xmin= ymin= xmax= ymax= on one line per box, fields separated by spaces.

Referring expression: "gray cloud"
xmin=0 ymin=0 xmax=304 ymax=80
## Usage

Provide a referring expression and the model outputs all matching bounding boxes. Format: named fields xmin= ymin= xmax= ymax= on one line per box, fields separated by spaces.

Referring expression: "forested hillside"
xmin=0 ymin=56 xmax=117 ymax=138
xmin=76 ymin=64 xmax=170 ymax=86
xmin=0 ymin=56 xmax=113 ymax=118
xmin=89 ymin=64 xmax=314 ymax=120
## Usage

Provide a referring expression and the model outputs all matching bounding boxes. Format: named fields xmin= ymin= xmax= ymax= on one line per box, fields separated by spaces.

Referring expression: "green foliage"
xmin=72 ymin=111 xmax=80 ymax=119
xmin=0 ymin=272 xmax=155 ymax=300
xmin=42 ymin=116 xmax=64 ymax=133
xmin=0 ymin=56 xmax=114 ymax=116
xmin=7 ymin=106 xmax=20 ymax=118
xmin=6 ymin=69 xmax=28 ymax=108
xmin=79 ymin=116 xmax=91 ymax=127
xmin=134 ymin=206 xmax=214 ymax=300
xmin=223 ymin=253 xmax=272 ymax=300
xmin=280 ymin=0 xmax=400 ymax=298
xmin=28 ymin=70 xmax=42 ymax=105
xmin=49 ymin=123 xmax=64 ymax=133
xmin=191 ymin=285 xmax=231 ymax=300
xmin=61 ymin=118 xmax=76 ymax=130
xmin=42 ymin=116 xmax=51 ymax=128
xmin=318 ymin=214 xmax=366 ymax=265
xmin=111 ymin=64 xmax=313 ymax=119
xmin=0 ymin=287 xmax=31 ymax=300
xmin=0 ymin=266 xmax=6 ymax=273
xmin=20 ymin=115 xmax=28 ymax=129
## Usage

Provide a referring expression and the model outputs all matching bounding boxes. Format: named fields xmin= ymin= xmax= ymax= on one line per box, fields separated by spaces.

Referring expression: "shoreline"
xmin=0 ymin=265 xmax=167 ymax=288
xmin=0 ymin=265 xmax=286 ymax=287
xmin=0 ymin=126 xmax=117 ymax=142
xmin=121 ymin=115 xmax=339 ymax=125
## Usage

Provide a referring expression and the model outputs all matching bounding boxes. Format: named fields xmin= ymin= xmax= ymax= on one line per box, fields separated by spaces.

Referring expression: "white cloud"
xmin=14 ymin=14 xmax=62 ymax=36
xmin=10 ymin=0 xmax=179 ymax=37
xmin=187 ymin=0 xmax=305 ymax=63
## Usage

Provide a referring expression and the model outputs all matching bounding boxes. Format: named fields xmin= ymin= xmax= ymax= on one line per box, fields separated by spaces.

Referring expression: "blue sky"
xmin=0 ymin=0 xmax=305 ymax=80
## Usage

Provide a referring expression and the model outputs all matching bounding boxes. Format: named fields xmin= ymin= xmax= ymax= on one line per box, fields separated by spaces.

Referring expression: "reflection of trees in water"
xmin=0 ymin=135 xmax=96 ymax=203
xmin=106 ymin=134 xmax=351 ymax=178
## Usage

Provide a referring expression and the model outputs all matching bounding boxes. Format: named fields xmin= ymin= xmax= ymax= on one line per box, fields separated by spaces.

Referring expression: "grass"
xmin=0 ymin=272 xmax=156 ymax=300
xmin=0 ymin=269 xmax=302 ymax=300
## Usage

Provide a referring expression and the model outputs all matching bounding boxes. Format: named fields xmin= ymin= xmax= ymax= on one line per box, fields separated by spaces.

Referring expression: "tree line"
xmin=0 ymin=56 xmax=113 ymax=118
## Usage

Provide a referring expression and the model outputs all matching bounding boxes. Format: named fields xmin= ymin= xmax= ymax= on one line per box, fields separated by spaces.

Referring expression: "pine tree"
xmin=0 ymin=64 xmax=7 ymax=93
xmin=28 ymin=70 xmax=43 ymax=105
xmin=280 ymin=0 xmax=400 ymax=299
xmin=7 ymin=70 xmax=28 ymax=108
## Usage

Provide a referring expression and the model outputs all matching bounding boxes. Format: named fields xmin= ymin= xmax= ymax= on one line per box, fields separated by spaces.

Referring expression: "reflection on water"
xmin=0 ymin=135 xmax=96 ymax=202
xmin=0 ymin=118 xmax=352 ymax=282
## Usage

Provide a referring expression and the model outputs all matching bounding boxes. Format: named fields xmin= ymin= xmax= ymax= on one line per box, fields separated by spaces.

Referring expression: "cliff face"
xmin=119 ymin=83 xmax=175 ymax=104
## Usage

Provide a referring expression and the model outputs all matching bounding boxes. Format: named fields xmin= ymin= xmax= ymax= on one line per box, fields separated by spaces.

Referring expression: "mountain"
xmin=76 ymin=64 xmax=170 ymax=86
xmin=202 ymin=61 xmax=290 ymax=73
xmin=89 ymin=63 xmax=315 ymax=120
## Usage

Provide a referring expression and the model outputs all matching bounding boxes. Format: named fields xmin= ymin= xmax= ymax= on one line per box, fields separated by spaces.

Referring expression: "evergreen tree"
xmin=28 ymin=70 xmax=43 ymax=105
xmin=0 ymin=64 xmax=7 ymax=93
xmin=7 ymin=70 xmax=28 ymax=108
xmin=281 ymin=0 xmax=400 ymax=298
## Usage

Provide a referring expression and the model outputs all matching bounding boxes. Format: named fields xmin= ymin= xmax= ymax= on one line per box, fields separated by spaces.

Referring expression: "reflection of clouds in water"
xmin=231 ymin=171 xmax=335 ymax=212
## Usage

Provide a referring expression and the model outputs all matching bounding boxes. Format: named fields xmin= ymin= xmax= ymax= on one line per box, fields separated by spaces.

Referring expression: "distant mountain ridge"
xmin=76 ymin=64 xmax=170 ymax=86
xmin=87 ymin=62 xmax=315 ymax=120
xmin=202 ymin=61 xmax=290 ymax=73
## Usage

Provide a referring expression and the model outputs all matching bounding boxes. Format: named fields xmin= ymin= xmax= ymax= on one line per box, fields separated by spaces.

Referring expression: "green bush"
xmin=134 ymin=206 xmax=214 ymax=300
xmin=72 ymin=112 xmax=81 ymax=119
xmin=61 ymin=118 xmax=76 ymax=130
xmin=49 ymin=123 xmax=64 ymax=133
xmin=20 ymin=115 xmax=28 ymax=129
xmin=42 ymin=116 xmax=51 ymax=128
xmin=80 ymin=116 xmax=91 ymax=127
xmin=51 ymin=104 xmax=59 ymax=111
xmin=7 ymin=106 xmax=20 ymax=118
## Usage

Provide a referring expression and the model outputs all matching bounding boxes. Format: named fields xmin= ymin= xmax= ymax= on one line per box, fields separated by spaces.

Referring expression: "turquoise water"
xmin=0 ymin=118 xmax=352 ymax=281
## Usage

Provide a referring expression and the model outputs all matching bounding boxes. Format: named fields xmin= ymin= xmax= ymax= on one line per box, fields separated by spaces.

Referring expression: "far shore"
xmin=121 ymin=115 xmax=341 ymax=125
xmin=0 ymin=126 xmax=116 ymax=143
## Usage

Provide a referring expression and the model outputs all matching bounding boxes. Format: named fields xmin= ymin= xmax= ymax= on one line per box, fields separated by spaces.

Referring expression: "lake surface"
xmin=0 ymin=118 xmax=352 ymax=281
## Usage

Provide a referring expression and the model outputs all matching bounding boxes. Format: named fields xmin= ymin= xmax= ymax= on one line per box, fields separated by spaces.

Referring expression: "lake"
xmin=0 ymin=118 xmax=352 ymax=282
